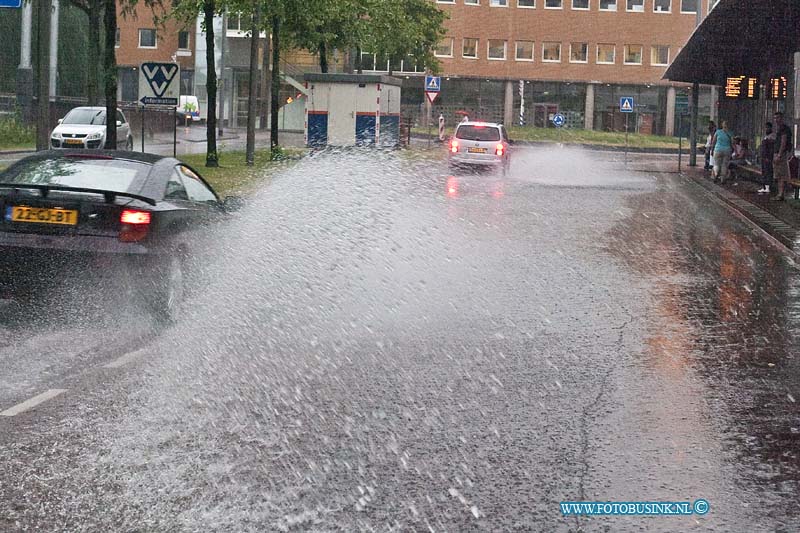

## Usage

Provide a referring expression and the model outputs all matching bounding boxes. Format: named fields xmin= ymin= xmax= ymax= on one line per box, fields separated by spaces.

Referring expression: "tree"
xmin=103 ymin=0 xmax=117 ymax=149
xmin=68 ymin=0 xmax=103 ymax=105
xmin=245 ymin=0 xmax=260 ymax=165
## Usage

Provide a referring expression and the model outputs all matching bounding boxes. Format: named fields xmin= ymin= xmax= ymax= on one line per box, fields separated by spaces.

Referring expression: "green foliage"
xmin=0 ymin=114 xmax=36 ymax=150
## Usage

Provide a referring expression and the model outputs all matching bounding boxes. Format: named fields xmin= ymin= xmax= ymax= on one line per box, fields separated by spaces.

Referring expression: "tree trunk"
xmin=270 ymin=15 xmax=280 ymax=153
xmin=245 ymin=1 xmax=260 ymax=166
xmin=355 ymin=46 xmax=362 ymax=74
xmin=203 ymin=0 xmax=218 ymax=167
xmin=259 ymin=31 xmax=270 ymax=130
xmin=86 ymin=1 xmax=101 ymax=106
xmin=103 ymin=0 xmax=117 ymax=149
xmin=318 ymin=41 xmax=328 ymax=73
xmin=36 ymin=0 xmax=51 ymax=151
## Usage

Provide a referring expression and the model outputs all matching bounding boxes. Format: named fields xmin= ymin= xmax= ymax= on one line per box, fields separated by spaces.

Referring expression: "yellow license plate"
xmin=64 ymin=139 xmax=83 ymax=145
xmin=467 ymin=147 xmax=487 ymax=153
xmin=9 ymin=206 xmax=78 ymax=226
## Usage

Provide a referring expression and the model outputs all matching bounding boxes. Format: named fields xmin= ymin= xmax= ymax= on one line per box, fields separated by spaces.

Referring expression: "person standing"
xmin=772 ymin=112 xmax=793 ymax=200
xmin=757 ymin=122 xmax=775 ymax=194
xmin=705 ymin=120 xmax=716 ymax=171
xmin=710 ymin=120 xmax=734 ymax=184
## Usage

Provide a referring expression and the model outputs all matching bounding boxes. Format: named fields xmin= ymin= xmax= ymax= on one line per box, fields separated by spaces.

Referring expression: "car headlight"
xmin=87 ymin=132 xmax=103 ymax=140
xmin=51 ymin=132 xmax=62 ymax=139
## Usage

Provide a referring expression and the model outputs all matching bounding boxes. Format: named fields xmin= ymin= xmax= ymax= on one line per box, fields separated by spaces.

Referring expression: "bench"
xmin=730 ymin=162 xmax=762 ymax=182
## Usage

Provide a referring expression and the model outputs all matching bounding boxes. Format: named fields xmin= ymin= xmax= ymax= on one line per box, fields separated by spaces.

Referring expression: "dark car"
xmin=0 ymin=150 xmax=240 ymax=322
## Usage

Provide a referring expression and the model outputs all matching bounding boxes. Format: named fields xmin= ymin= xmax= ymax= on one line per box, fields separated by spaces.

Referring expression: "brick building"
xmin=115 ymin=5 xmax=196 ymax=103
xmin=364 ymin=0 xmax=722 ymax=135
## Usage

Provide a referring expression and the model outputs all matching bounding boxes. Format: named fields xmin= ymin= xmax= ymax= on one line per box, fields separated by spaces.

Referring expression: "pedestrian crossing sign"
xmin=425 ymin=75 xmax=441 ymax=93
xmin=620 ymin=96 xmax=635 ymax=113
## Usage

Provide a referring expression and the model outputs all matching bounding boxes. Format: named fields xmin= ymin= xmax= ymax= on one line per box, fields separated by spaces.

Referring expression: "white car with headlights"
xmin=51 ymin=107 xmax=134 ymax=151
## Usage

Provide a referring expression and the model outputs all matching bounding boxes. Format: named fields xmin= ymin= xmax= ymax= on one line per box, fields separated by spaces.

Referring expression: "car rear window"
xmin=62 ymin=108 xmax=106 ymax=125
xmin=1 ymin=158 xmax=148 ymax=194
xmin=456 ymin=125 xmax=501 ymax=142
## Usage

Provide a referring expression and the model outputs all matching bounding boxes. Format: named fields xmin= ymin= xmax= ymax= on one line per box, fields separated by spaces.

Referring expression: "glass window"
xmin=490 ymin=0 xmax=508 ymax=5
xmin=178 ymin=31 xmax=190 ymax=50
xmin=624 ymin=44 xmax=643 ymax=64
xmin=544 ymin=0 xmax=562 ymax=7
xmin=572 ymin=0 xmax=589 ymax=8
xmin=515 ymin=41 xmax=534 ymax=61
xmin=436 ymin=0 xmax=455 ymax=3
xmin=115 ymin=110 xmax=126 ymax=124
xmin=3 ymin=159 xmax=147 ymax=194
xmin=488 ymin=40 xmax=507 ymax=60
xmin=465 ymin=0 xmax=479 ymax=4
xmin=455 ymin=125 xmax=501 ymax=141
xmin=651 ymin=45 xmax=670 ymax=65
xmin=597 ymin=44 xmax=616 ymax=64
xmin=114 ymin=28 xmax=120 ymax=48
xmin=681 ymin=0 xmax=697 ymax=13
xmin=463 ymin=38 xmax=479 ymax=59
xmin=62 ymin=108 xmax=107 ymax=125
xmin=138 ymin=29 xmax=157 ymax=48
xmin=178 ymin=166 xmax=218 ymax=204
xmin=570 ymin=43 xmax=588 ymax=63
xmin=599 ymin=0 xmax=617 ymax=10
xmin=542 ymin=42 xmax=561 ymax=62
xmin=518 ymin=0 xmax=535 ymax=6
xmin=165 ymin=170 xmax=189 ymax=201
xmin=434 ymin=38 xmax=453 ymax=58
xmin=653 ymin=0 xmax=671 ymax=12
xmin=360 ymin=52 xmax=375 ymax=71
xmin=627 ymin=0 xmax=644 ymax=11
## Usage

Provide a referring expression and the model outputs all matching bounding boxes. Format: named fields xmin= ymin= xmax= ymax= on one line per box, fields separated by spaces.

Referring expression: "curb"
xmin=683 ymin=172 xmax=800 ymax=259
xmin=410 ymin=134 xmax=685 ymax=155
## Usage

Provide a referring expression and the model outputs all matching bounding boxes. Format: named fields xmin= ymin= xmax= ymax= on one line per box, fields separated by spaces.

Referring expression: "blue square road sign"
xmin=0 ymin=0 xmax=23 ymax=7
xmin=425 ymin=75 xmax=441 ymax=93
xmin=620 ymin=97 xmax=635 ymax=113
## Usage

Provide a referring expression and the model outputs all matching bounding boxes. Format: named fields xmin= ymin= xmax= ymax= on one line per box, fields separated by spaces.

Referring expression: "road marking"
xmin=104 ymin=348 xmax=148 ymax=369
xmin=0 ymin=389 xmax=67 ymax=417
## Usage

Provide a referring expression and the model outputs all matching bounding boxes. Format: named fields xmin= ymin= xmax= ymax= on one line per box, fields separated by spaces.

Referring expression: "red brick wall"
xmin=115 ymin=5 xmax=194 ymax=72
xmin=433 ymin=0 xmax=704 ymax=85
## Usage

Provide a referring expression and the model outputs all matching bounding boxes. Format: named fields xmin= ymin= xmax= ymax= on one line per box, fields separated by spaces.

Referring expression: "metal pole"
xmin=173 ymin=107 xmax=177 ymax=157
xmin=49 ymin=0 xmax=59 ymax=101
xmin=35 ymin=0 xmax=51 ymax=151
xmin=141 ymin=106 xmax=145 ymax=152
xmin=678 ymin=114 xmax=683 ymax=173
xmin=218 ymin=11 xmax=227 ymax=136
xmin=689 ymin=2 xmax=702 ymax=167
xmin=625 ymin=114 xmax=629 ymax=165
xmin=426 ymin=94 xmax=431 ymax=149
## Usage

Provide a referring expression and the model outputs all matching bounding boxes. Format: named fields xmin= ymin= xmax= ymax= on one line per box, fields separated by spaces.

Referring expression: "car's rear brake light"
xmin=450 ymin=139 xmax=459 ymax=153
xmin=119 ymin=209 xmax=151 ymax=242
xmin=495 ymin=143 xmax=505 ymax=156
xmin=120 ymin=210 xmax=151 ymax=225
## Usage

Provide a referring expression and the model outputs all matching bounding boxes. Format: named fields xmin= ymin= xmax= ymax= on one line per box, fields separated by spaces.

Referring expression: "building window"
xmin=518 ymin=0 xmax=535 ymax=6
xmin=624 ymin=44 xmax=643 ymax=64
xmin=178 ymin=31 xmax=190 ymax=50
xmin=544 ymin=0 xmax=562 ymax=7
xmin=436 ymin=0 xmax=455 ymax=3
xmin=180 ymin=70 xmax=194 ymax=94
xmin=114 ymin=28 xmax=120 ymax=48
xmin=515 ymin=41 xmax=534 ymax=61
xmin=434 ymin=38 xmax=454 ymax=58
xmin=569 ymin=42 xmax=588 ymax=63
xmin=465 ymin=0 xmax=480 ymax=5
xmin=651 ymin=45 xmax=669 ymax=65
xmin=599 ymin=0 xmax=617 ymax=10
xmin=597 ymin=43 xmax=615 ymax=64
xmin=572 ymin=0 xmax=589 ymax=9
xmin=138 ymin=29 xmax=157 ymax=48
xmin=490 ymin=0 xmax=508 ymax=5
xmin=488 ymin=39 xmax=507 ymax=60
xmin=227 ymin=13 xmax=252 ymax=32
xmin=681 ymin=0 xmax=697 ymax=13
xmin=653 ymin=0 xmax=671 ymax=12
xmin=463 ymin=38 xmax=479 ymax=59
xmin=626 ymin=0 xmax=644 ymax=11
xmin=542 ymin=42 xmax=561 ymax=62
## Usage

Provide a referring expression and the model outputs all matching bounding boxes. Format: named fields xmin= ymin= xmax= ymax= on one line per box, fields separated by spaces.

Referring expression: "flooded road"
xmin=0 ymin=147 xmax=798 ymax=531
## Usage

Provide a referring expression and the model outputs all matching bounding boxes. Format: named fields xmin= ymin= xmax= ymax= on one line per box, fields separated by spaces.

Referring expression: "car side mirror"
xmin=222 ymin=195 xmax=244 ymax=212
xmin=57 ymin=118 xmax=63 ymax=125
xmin=116 ymin=120 xmax=122 ymax=127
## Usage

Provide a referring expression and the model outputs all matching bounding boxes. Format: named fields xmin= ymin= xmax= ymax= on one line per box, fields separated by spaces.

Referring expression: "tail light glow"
xmin=495 ymin=143 xmax=505 ymax=156
xmin=119 ymin=209 xmax=151 ymax=242
xmin=120 ymin=210 xmax=151 ymax=225
xmin=450 ymin=139 xmax=459 ymax=153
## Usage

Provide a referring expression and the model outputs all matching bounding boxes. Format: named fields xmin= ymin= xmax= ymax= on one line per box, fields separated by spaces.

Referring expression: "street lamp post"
xmin=689 ymin=0 xmax=702 ymax=167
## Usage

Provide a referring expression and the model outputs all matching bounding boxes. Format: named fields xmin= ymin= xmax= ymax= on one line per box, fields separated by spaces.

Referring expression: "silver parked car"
xmin=448 ymin=121 xmax=511 ymax=173
xmin=50 ymin=107 xmax=134 ymax=151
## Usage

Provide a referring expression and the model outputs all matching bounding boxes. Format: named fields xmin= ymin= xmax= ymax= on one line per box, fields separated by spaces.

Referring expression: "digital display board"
xmin=768 ymin=77 xmax=788 ymax=100
xmin=725 ymin=76 xmax=759 ymax=99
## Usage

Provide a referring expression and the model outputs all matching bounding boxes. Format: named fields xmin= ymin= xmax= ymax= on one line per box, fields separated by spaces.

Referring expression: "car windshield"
xmin=2 ymin=158 xmax=146 ymax=193
xmin=62 ymin=109 xmax=107 ymax=125
xmin=456 ymin=125 xmax=501 ymax=141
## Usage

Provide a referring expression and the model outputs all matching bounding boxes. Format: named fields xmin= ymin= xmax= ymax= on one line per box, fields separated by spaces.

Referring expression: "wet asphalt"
xmin=0 ymin=147 xmax=798 ymax=532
